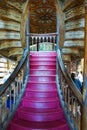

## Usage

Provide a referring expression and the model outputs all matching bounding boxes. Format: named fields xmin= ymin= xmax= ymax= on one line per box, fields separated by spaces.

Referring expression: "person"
xmin=71 ymin=72 xmax=82 ymax=93
xmin=77 ymin=71 xmax=83 ymax=85
xmin=3 ymin=71 xmax=11 ymax=83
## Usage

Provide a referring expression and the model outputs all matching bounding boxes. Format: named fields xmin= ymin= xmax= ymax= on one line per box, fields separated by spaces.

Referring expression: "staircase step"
xmin=9 ymin=119 xmax=69 ymax=130
xmin=27 ymin=82 xmax=57 ymax=89
xmin=30 ymin=51 xmax=56 ymax=56
xmin=30 ymin=69 xmax=56 ymax=76
xmin=29 ymin=76 xmax=56 ymax=82
xmin=25 ymin=91 xmax=58 ymax=98
xmin=26 ymin=86 xmax=57 ymax=91
xmin=18 ymin=106 xmax=62 ymax=113
xmin=30 ymin=61 xmax=56 ymax=65
xmin=17 ymin=107 xmax=64 ymax=122
xmin=30 ymin=57 xmax=56 ymax=61
xmin=30 ymin=64 xmax=56 ymax=70
xmin=22 ymin=98 xmax=60 ymax=109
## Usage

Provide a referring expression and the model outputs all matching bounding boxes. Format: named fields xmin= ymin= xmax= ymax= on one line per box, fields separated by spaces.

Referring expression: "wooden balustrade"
xmin=28 ymin=33 xmax=57 ymax=51
xmin=57 ymin=49 xmax=83 ymax=130
xmin=0 ymin=48 xmax=29 ymax=130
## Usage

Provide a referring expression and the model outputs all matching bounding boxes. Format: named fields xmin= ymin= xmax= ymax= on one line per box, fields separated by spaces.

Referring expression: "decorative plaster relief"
xmin=64 ymin=40 xmax=84 ymax=47
xmin=64 ymin=5 xmax=85 ymax=21
xmin=65 ymin=31 xmax=84 ymax=39
xmin=65 ymin=18 xmax=85 ymax=31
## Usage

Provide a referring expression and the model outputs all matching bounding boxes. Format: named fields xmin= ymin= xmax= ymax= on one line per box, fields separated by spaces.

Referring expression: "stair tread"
xmin=11 ymin=118 xmax=69 ymax=130
xmin=27 ymin=82 xmax=57 ymax=85
xmin=28 ymin=81 xmax=56 ymax=83
xmin=23 ymin=97 xmax=59 ymax=102
xmin=18 ymin=106 xmax=62 ymax=113
xmin=26 ymin=88 xmax=57 ymax=91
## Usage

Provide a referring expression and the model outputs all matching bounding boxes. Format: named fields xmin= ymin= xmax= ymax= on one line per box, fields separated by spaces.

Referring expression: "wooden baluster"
xmin=53 ymin=36 xmax=55 ymax=50
xmin=32 ymin=36 xmax=34 ymax=51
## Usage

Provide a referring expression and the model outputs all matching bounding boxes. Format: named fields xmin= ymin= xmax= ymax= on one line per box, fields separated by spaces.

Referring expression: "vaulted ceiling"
xmin=29 ymin=0 xmax=56 ymax=33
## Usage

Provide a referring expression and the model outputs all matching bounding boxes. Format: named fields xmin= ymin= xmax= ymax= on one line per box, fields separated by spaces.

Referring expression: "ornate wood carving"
xmin=9 ymin=48 xmax=23 ymax=56
xmin=64 ymin=5 xmax=85 ymax=21
xmin=65 ymin=18 xmax=84 ymax=31
xmin=0 ymin=20 xmax=20 ymax=31
xmin=65 ymin=31 xmax=84 ymax=39
xmin=0 ymin=32 xmax=20 ymax=40
xmin=0 ymin=40 xmax=21 ymax=49
xmin=64 ymin=40 xmax=84 ymax=47
xmin=62 ymin=48 xmax=79 ymax=55
xmin=29 ymin=0 xmax=56 ymax=33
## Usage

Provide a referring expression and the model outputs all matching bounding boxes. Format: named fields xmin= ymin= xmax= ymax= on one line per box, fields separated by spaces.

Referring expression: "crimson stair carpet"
xmin=7 ymin=51 xmax=70 ymax=130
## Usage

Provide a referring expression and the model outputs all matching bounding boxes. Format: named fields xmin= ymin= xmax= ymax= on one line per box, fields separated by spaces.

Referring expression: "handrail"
xmin=0 ymin=47 xmax=29 ymax=130
xmin=56 ymin=48 xmax=83 ymax=130
xmin=57 ymin=49 xmax=83 ymax=105
xmin=0 ymin=48 xmax=28 ymax=96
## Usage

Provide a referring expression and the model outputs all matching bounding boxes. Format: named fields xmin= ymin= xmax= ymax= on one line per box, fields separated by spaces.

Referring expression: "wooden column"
xmin=82 ymin=2 xmax=87 ymax=130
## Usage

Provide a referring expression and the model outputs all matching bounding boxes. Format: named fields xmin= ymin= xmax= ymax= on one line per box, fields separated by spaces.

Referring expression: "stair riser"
xmin=30 ymin=70 xmax=56 ymax=76
xmin=17 ymin=111 xmax=64 ymax=122
xmin=27 ymin=82 xmax=57 ymax=89
xmin=30 ymin=52 xmax=56 ymax=56
xmin=29 ymin=76 xmax=56 ymax=82
xmin=30 ymin=61 xmax=56 ymax=65
xmin=10 ymin=123 xmax=70 ymax=130
xmin=22 ymin=101 xmax=60 ymax=109
xmin=26 ymin=87 xmax=57 ymax=91
xmin=30 ymin=65 xmax=56 ymax=70
xmin=25 ymin=91 xmax=58 ymax=98
xmin=30 ymin=58 xmax=56 ymax=61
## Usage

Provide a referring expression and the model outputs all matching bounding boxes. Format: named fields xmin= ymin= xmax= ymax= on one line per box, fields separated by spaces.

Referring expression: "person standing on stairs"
xmin=71 ymin=72 xmax=82 ymax=93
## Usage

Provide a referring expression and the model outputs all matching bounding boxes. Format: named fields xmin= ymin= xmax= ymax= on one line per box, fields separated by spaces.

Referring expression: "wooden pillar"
xmin=82 ymin=2 xmax=87 ymax=130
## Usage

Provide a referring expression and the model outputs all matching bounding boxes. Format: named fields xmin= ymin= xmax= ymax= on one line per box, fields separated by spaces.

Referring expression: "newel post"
xmin=81 ymin=1 xmax=87 ymax=130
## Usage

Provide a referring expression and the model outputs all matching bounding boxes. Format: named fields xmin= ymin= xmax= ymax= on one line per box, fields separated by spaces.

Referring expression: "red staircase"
xmin=7 ymin=51 xmax=70 ymax=130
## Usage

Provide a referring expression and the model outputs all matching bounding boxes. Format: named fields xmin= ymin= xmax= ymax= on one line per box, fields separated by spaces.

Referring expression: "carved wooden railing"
xmin=0 ymin=48 xmax=29 ymax=130
xmin=56 ymin=49 xmax=83 ymax=130
xmin=28 ymin=33 xmax=58 ymax=51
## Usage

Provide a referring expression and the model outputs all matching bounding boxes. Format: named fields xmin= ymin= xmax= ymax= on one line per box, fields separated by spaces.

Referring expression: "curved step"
xmin=16 ymin=107 xmax=64 ymax=122
xmin=22 ymin=98 xmax=60 ymax=109
xmin=29 ymin=76 xmax=56 ymax=82
xmin=27 ymin=82 xmax=57 ymax=89
xmin=26 ymin=87 xmax=57 ymax=92
xmin=30 ymin=51 xmax=56 ymax=56
xmin=30 ymin=57 xmax=56 ymax=61
xmin=25 ymin=91 xmax=58 ymax=98
xmin=30 ymin=69 xmax=56 ymax=76
xmin=30 ymin=64 xmax=56 ymax=70
xmin=30 ymin=61 xmax=56 ymax=65
xmin=17 ymin=106 xmax=62 ymax=113
xmin=9 ymin=119 xmax=70 ymax=130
